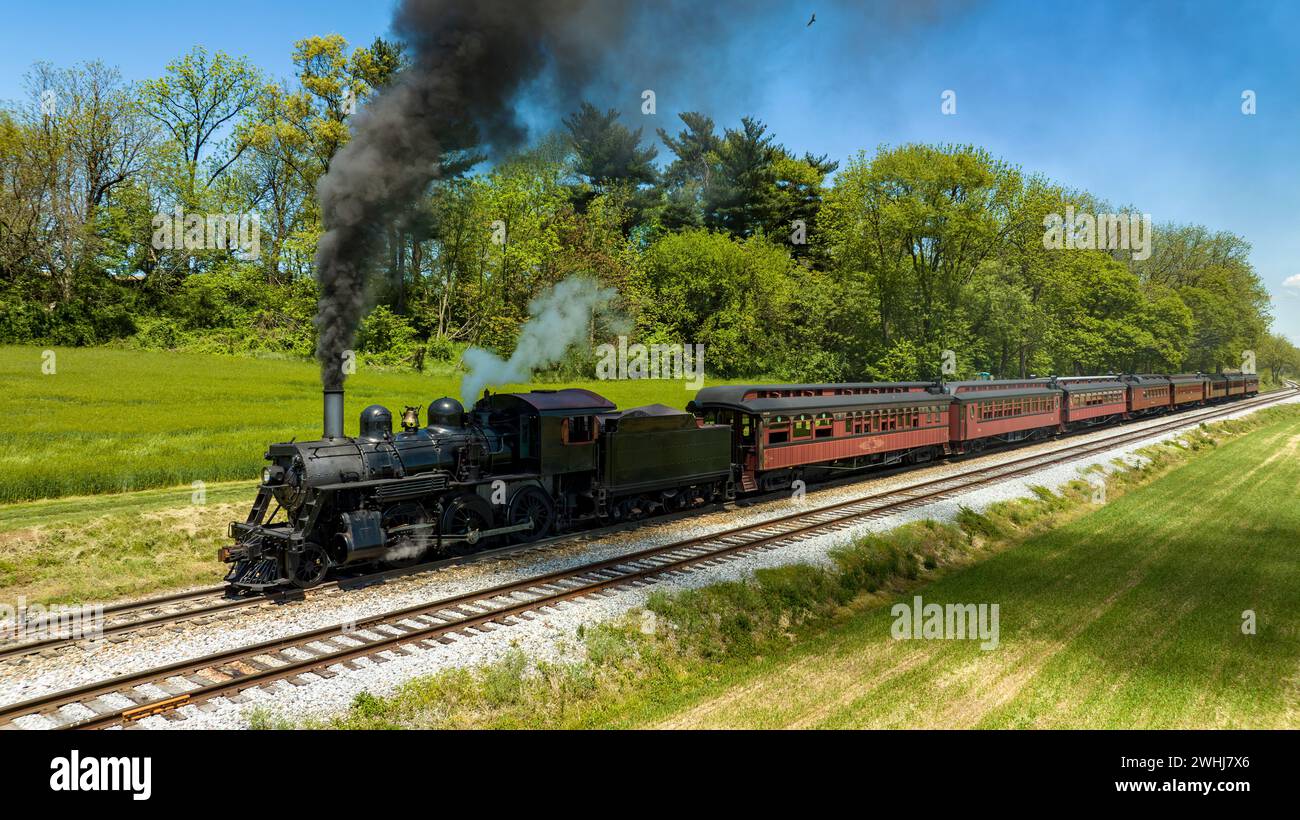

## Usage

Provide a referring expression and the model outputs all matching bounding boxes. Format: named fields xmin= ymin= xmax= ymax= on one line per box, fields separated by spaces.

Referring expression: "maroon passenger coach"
xmin=1169 ymin=374 xmax=1208 ymax=407
xmin=687 ymin=383 xmax=952 ymax=492
xmin=945 ymin=384 xmax=1062 ymax=454
xmin=1057 ymin=378 xmax=1128 ymax=429
xmin=1125 ymin=374 xmax=1173 ymax=415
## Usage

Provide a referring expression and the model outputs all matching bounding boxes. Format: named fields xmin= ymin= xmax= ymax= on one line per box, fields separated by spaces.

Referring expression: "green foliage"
xmin=630 ymin=229 xmax=801 ymax=376
xmin=355 ymin=305 xmax=420 ymax=366
xmin=564 ymin=102 xmax=658 ymax=188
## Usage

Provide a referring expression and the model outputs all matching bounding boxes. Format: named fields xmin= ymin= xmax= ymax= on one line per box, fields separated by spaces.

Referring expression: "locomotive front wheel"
xmin=507 ymin=486 xmax=555 ymax=543
xmin=287 ymin=544 xmax=329 ymax=589
xmin=381 ymin=502 xmax=431 ymax=569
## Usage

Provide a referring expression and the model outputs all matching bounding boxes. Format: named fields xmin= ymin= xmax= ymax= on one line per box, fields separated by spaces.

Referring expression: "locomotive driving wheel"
xmin=287 ymin=544 xmax=329 ymax=589
xmin=439 ymin=494 xmax=494 ymax=554
xmin=506 ymin=486 xmax=555 ymax=543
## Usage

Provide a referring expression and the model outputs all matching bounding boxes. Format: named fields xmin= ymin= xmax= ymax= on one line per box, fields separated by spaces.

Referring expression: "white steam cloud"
xmin=460 ymin=276 xmax=616 ymax=404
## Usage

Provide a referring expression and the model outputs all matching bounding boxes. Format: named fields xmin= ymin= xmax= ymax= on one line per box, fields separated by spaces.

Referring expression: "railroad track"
xmin=0 ymin=586 xmax=229 ymax=659
xmin=1 ymin=388 xmax=1291 ymax=730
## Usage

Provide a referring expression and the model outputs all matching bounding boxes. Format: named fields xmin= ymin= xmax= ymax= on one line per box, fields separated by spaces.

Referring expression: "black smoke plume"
xmin=313 ymin=0 xmax=659 ymax=388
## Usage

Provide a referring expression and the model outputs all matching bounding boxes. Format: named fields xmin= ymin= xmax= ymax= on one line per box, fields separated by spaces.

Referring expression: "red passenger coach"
xmin=1058 ymin=378 xmax=1128 ymax=429
xmin=1169 ymin=374 xmax=1208 ymax=407
xmin=688 ymin=384 xmax=952 ymax=492
xmin=1125 ymin=375 xmax=1173 ymax=414
xmin=948 ymin=386 xmax=1062 ymax=454
xmin=1205 ymin=373 xmax=1229 ymax=401
xmin=1245 ymin=374 xmax=1259 ymax=395
xmin=1225 ymin=373 xmax=1246 ymax=396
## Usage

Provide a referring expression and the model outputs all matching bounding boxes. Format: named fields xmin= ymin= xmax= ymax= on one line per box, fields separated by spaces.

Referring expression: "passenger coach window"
xmin=793 ymin=419 xmax=812 ymax=439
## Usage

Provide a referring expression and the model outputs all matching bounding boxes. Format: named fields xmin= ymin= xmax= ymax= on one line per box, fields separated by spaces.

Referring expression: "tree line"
xmin=2 ymin=36 xmax=1297 ymax=383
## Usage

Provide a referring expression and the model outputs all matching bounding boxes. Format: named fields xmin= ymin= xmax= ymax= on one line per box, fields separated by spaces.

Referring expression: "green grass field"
xmin=0 ymin=345 xmax=739 ymax=504
xmin=312 ymin=404 xmax=1300 ymax=730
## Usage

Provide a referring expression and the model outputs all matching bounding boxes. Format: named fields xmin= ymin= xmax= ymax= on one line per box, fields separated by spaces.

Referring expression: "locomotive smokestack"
xmin=324 ymin=389 xmax=344 ymax=439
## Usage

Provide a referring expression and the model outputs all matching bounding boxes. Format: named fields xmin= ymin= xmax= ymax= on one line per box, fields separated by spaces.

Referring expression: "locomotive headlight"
xmin=262 ymin=466 xmax=284 ymax=485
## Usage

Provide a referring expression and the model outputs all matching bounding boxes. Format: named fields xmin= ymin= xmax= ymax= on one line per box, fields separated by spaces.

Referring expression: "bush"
xmin=424 ymin=334 xmax=459 ymax=362
xmin=356 ymin=305 xmax=421 ymax=366
xmin=133 ymin=317 xmax=183 ymax=350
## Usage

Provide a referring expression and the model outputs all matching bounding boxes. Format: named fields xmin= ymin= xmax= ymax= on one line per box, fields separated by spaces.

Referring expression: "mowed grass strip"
xmin=636 ymin=408 xmax=1300 ymax=729
xmin=0 ymin=345 xmax=734 ymax=503
xmin=0 ymin=498 xmax=240 ymax=606
xmin=0 ymin=480 xmax=254 ymax=534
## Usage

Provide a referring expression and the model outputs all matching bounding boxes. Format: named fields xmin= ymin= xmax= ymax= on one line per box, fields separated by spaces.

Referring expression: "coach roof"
xmin=688 ymin=390 xmax=952 ymax=416
xmin=940 ymin=378 xmax=1054 ymax=393
xmin=691 ymin=382 xmax=936 ymax=406
xmin=950 ymin=386 xmax=1063 ymax=403
xmin=1057 ymin=379 xmax=1127 ymax=393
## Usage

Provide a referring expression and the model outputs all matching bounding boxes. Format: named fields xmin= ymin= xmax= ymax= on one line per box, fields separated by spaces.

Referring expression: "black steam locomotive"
xmin=222 ymin=388 xmax=733 ymax=590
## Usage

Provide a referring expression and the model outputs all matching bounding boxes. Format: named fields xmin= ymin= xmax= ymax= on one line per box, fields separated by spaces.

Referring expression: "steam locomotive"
xmin=222 ymin=371 xmax=1260 ymax=591
xmin=222 ymin=387 xmax=733 ymax=590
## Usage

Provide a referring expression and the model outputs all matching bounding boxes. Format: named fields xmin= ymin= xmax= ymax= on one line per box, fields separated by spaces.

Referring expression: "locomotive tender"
xmin=222 ymin=371 xmax=1259 ymax=591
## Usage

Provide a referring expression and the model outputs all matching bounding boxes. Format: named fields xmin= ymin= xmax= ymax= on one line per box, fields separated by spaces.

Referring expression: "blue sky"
xmin=3 ymin=0 xmax=1298 ymax=343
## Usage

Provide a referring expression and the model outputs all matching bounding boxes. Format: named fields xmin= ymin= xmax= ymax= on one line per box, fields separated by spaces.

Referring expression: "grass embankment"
xmin=0 ymin=482 xmax=251 ymax=605
xmin=0 ymin=345 xmax=736 ymax=503
xmin=297 ymin=404 xmax=1300 ymax=730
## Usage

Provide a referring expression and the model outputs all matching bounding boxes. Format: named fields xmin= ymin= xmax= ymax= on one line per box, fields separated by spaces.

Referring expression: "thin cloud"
xmin=1284 ymin=274 xmax=1300 ymax=289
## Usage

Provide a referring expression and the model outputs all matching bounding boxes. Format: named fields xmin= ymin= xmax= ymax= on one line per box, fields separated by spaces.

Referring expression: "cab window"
xmin=564 ymin=415 xmax=596 ymax=444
